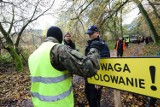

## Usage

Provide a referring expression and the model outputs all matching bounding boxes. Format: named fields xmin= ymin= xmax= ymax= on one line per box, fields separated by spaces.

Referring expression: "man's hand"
xmin=95 ymin=85 xmax=102 ymax=90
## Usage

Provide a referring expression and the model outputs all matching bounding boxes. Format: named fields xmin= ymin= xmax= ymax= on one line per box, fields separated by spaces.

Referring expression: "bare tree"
xmin=0 ymin=0 xmax=55 ymax=71
xmin=67 ymin=0 xmax=129 ymax=39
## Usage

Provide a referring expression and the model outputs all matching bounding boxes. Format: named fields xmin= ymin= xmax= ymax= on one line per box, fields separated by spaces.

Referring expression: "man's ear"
xmin=96 ymin=32 xmax=100 ymax=37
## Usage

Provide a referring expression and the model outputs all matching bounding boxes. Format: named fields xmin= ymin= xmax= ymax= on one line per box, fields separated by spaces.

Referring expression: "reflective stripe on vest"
xmin=31 ymin=73 xmax=71 ymax=83
xmin=31 ymin=85 xmax=72 ymax=102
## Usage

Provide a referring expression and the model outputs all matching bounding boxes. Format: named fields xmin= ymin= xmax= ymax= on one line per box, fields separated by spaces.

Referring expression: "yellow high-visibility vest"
xmin=28 ymin=42 xmax=73 ymax=107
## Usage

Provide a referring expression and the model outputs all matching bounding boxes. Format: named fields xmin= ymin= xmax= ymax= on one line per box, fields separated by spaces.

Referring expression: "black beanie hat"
xmin=47 ymin=26 xmax=63 ymax=43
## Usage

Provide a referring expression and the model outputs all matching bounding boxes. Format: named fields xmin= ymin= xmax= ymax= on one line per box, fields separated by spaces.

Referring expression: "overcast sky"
xmin=123 ymin=7 xmax=139 ymax=25
xmin=34 ymin=0 xmax=65 ymax=29
xmin=34 ymin=0 xmax=139 ymax=29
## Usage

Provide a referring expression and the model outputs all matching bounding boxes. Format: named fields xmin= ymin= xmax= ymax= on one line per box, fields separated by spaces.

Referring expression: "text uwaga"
xmin=90 ymin=63 xmax=145 ymax=89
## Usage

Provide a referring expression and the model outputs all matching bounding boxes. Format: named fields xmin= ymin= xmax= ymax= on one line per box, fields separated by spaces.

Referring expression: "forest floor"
xmin=0 ymin=42 xmax=160 ymax=107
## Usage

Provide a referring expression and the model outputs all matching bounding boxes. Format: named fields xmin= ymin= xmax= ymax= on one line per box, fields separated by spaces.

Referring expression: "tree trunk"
xmin=120 ymin=0 xmax=123 ymax=37
xmin=114 ymin=12 xmax=119 ymax=40
xmin=6 ymin=45 xmax=23 ymax=72
xmin=147 ymin=0 xmax=160 ymax=28
xmin=0 ymin=23 xmax=24 ymax=72
xmin=114 ymin=21 xmax=118 ymax=40
xmin=147 ymin=0 xmax=160 ymax=19
xmin=134 ymin=0 xmax=159 ymax=43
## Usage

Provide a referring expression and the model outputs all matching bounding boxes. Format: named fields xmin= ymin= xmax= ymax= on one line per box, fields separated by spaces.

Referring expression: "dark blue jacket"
xmin=85 ymin=37 xmax=110 ymax=58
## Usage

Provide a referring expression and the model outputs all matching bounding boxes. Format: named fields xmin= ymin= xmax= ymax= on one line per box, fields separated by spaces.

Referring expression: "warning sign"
xmin=87 ymin=57 xmax=160 ymax=98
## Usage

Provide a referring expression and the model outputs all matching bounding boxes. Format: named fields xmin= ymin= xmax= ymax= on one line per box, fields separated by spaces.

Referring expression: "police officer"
xmin=85 ymin=25 xmax=110 ymax=107
xmin=28 ymin=26 xmax=102 ymax=107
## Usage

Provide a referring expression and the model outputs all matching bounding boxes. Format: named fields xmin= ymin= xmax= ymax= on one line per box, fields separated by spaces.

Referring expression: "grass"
xmin=106 ymin=40 xmax=115 ymax=50
xmin=141 ymin=42 xmax=160 ymax=56
xmin=0 ymin=52 xmax=13 ymax=63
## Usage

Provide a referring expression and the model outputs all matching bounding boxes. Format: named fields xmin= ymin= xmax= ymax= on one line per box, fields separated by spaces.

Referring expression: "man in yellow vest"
xmin=28 ymin=26 xmax=102 ymax=107
xmin=125 ymin=37 xmax=130 ymax=48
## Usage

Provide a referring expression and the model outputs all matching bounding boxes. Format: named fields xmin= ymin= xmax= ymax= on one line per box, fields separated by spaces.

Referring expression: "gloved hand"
xmin=90 ymin=40 xmax=103 ymax=52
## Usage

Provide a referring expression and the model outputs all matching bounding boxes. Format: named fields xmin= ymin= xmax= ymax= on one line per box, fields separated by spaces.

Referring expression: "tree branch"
xmin=149 ymin=1 xmax=160 ymax=5
xmin=99 ymin=0 xmax=129 ymax=28
xmin=15 ymin=0 xmax=55 ymax=47
xmin=0 ymin=22 xmax=13 ymax=44
xmin=0 ymin=22 xmax=8 ymax=38
xmin=7 ymin=6 xmax=15 ymax=34
xmin=0 ymin=37 xmax=6 ymax=49
xmin=71 ymin=0 xmax=95 ymax=20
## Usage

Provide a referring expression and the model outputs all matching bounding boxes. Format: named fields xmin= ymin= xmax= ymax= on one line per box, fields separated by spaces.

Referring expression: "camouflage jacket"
xmin=45 ymin=37 xmax=100 ymax=78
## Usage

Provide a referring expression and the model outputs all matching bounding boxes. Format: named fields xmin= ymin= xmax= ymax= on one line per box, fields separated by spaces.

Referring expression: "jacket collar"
xmin=45 ymin=37 xmax=59 ymax=43
xmin=87 ymin=36 xmax=100 ymax=44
